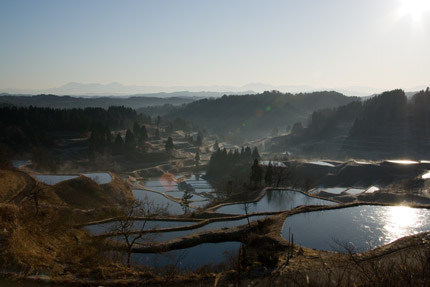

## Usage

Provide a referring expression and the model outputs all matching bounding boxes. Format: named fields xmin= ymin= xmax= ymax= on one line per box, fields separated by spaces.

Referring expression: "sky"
xmin=0 ymin=0 xmax=429 ymax=93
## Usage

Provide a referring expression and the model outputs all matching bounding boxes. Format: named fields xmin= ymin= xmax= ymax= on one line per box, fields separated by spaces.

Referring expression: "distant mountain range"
xmin=2 ymin=82 xmax=424 ymax=97
xmin=0 ymin=82 xmax=255 ymax=97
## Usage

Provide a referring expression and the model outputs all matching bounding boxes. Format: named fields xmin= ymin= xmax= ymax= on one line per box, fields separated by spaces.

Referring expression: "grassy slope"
xmin=0 ymin=169 xmax=29 ymax=202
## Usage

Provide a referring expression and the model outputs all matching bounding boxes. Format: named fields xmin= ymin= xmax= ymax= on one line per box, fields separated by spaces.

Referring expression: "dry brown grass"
xmin=53 ymin=175 xmax=133 ymax=210
xmin=0 ymin=169 xmax=28 ymax=202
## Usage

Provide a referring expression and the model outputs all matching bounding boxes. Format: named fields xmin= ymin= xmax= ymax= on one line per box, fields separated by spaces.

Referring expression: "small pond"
xmin=85 ymin=220 xmax=196 ymax=235
xmin=364 ymin=186 xmax=379 ymax=193
xmin=260 ymin=160 xmax=286 ymax=167
xmin=308 ymin=161 xmax=335 ymax=167
xmin=86 ymin=215 xmax=266 ymax=242
xmin=386 ymin=160 xmax=419 ymax=165
xmin=12 ymin=160 xmax=31 ymax=168
xmin=34 ymin=174 xmax=78 ymax=185
xmin=131 ymin=241 xmax=241 ymax=270
xmin=282 ymin=205 xmax=430 ymax=253
xmin=34 ymin=173 xmax=112 ymax=185
xmin=83 ymin=173 xmax=112 ymax=184
xmin=143 ymin=173 xmax=215 ymax=194
xmin=132 ymin=190 xmax=192 ymax=215
xmin=134 ymin=215 xmax=267 ymax=243
xmin=344 ymin=188 xmax=365 ymax=195
xmin=321 ymin=187 xmax=346 ymax=194
xmin=215 ymin=189 xmax=336 ymax=214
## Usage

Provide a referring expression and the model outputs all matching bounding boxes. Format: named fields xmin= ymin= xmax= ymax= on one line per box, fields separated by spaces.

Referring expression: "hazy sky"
xmin=0 ymin=0 xmax=429 ymax=92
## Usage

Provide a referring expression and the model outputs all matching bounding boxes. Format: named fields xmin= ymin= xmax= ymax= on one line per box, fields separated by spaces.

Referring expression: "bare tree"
xmin=181 ymin=189 xmax=193 ymax=214
xmin=111 ymin=197 xmax=166 ymax=267
xmin=241 ymin=201 xmax=252 ymax=227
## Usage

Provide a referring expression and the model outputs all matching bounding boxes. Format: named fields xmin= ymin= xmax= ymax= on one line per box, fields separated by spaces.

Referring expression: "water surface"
xmin=308 ymin=161 xmax=335 ymax=167
xmin=34 ymin=174 xmax=78 ymax=185
xmin=83 ymin=173 xmax=112 ymax=184
xmin=215 ymin=190 xmax=336 ymax=214
xmin=132 ymin=241 xmax=241 ymax=270
xmin=322 ymin=187 xmax=346 ymax=194
xmin=34 ymin=173 xmax=112 ymax=185
xmin=136 ymin=215 xmax=266 ymax=243
xmin=133 ymin=190 xmax=192 ymax=215
xmin=85 ymin=220 xmax=195 ymax=235
xmin=282 ymin=205 xmax=430 ymax=252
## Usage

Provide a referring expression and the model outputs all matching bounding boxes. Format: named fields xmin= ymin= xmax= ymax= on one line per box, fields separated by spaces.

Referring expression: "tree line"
xmin=0 ymin=105 xmax=150 ymax=154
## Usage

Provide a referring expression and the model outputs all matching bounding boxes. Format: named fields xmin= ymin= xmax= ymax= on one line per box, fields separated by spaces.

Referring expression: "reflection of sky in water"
xmin=135 ymin=215 xmax=266 ymax=243
xmin=84 ymin=220 xmax=194 ymax=235
xmin=133 ymin=190 xmax=192 ymax=215
xmin=143 ymin=173 xmax=214 ymax=193
xmin=12 ymin=160 xmax=31 ymax=168
xmin=260 ymin=161 xmax=286 ymax=167
xmin=35 ymin=175 xmax=78 ymax=185
xmin=131 ymin=242 xmax=241 ymax=270
xmin=345 ymin=188 xmax=365 ymax=195
xmin=322 ymin=187 xmax=346 ymax=194
xmin=87 ymin=216 xmax=266 ymax=244
xmin=386 ymin=160 xmax=419 ymax=164
xmin=216 ymin=190 xmax=335 ymax=214
xmin=308 ymin=161 xmax=335 ymax=167
xmin=283 ymin=205 xmax=430 ymax=252
xmin=365 ymin=186 xmax=379 ymax=193
xmin=34 ymin=173 xmax=112 ymax=185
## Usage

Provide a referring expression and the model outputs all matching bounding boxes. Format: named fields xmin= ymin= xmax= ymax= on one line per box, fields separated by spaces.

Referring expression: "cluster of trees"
xmin=344 ymin=88 xmax=430 ymax=158
xmin=288 ymin=101 xmax=362 ymax=141
xmin=110 ymin=121 xmax=163 ymax=156
xmin=206 ymin=146 xmax=309 ymax=197
xmin=0 ymin=93 xmax=195 ymax=109
xmin=206 ymin=146 xmax=261 ymax=179
xmin=0 ymin=106 xmax=150 ymax=153
xmin=282 ymin=88 xmax=430 ymax=159
xmin=186 ymin=132 xmax=203 ymax=147
xmin=205 ymin=146 xmax=265 ymax=196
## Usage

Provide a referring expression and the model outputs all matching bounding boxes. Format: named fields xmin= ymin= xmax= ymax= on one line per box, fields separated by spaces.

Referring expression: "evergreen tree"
xmin=165 ymin=136 xmax=174 ymax=151
xmin=125 ymin=129 xmax=136 ymax=151
xmin=195 ymin=151 xmax=200 ymax=167
xmin=213 ymin=140 xmax=219 ymax=151
xmin=250 ymin=159 xmax=263 ymax=187
xmin=140 ymin=125 xmax=148 ymax=140
xmin=133 ymin=121 xmax=140 ymax=136
xmin=252 ymin=147 xmax=261 ymax=161
xmin=113 ymin=133 xmax=124 ymax=155
xmin=195 ymin=133 xmax=203 ymax=146
xmin=265 ymin=161 xmax=273 ymax=186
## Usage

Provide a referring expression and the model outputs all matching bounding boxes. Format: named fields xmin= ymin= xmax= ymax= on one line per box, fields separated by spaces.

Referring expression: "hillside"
xmin=167 ymin=90 xmax=358 ymax=143
xmin=275 ymin=88 xmax=430 ymax=160
xmin=54 ymin=175 xmax=133 ymax=209
xmin=344 ymin=88 xmax=430 ymax=159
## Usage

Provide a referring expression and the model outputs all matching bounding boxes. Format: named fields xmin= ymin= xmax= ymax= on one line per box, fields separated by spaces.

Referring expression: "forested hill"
xmin=279 ymin=88 xmax=430 ymax=160
xmin=0 ymin=94 xmax=196 ymax=109
xmin=166 ymin=90 xmax=358 ymax=142
xmin=344 ymin=88 xmax=430 ymax=158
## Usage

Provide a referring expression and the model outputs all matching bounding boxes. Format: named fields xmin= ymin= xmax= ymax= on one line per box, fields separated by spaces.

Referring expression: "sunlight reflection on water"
xmin=283 ymin=205 xmax=430 ymax=252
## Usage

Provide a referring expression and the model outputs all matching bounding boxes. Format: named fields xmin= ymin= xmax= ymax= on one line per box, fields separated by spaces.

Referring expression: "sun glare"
xmin=384 ymin=206 xmax=420 ymax=243
xmin=398 ymin=0 xmax=430 ymax=21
